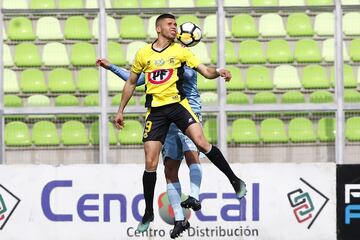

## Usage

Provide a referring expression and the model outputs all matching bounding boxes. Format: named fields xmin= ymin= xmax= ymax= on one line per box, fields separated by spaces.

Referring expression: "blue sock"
xmin=167 ymin=182 xmax=184 ymax=221
xmin=189 ymin=164 xmax=202 ymax=200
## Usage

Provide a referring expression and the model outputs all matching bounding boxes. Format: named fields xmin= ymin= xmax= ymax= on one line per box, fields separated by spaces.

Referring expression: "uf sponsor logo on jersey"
xmin=147 ymin=69 xmax=173 ymax=84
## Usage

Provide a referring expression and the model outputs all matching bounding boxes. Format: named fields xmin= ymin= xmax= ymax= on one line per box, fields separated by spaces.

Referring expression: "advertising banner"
xmin=0 ymin=163 xmax=336 ymax=240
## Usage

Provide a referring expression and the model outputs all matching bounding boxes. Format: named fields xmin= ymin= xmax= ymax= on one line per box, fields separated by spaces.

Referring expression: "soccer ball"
xmin=177 ymin=22 xmax=202 ymax=47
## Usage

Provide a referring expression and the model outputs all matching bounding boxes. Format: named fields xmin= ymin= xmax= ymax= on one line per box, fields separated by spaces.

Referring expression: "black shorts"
xmin=142 ymin=98 xmax=200 ymax=143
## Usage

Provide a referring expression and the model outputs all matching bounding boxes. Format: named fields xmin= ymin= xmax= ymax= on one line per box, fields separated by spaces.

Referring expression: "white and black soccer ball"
xmin=177 ymin=22 xmax=202 ymax=47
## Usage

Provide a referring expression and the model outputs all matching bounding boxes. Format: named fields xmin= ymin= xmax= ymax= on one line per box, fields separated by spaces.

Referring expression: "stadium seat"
xmin=61 ymin=121 xmax=89 ymax=145
xmin=48 ymin=68 xmax=76 ymax=93
xmin=238 ymin=40 xmax=266 ymax=64
xmin=141 ymin=0 xmax=166 ymax=8
xmin=346 ymin=117 xmax=360 ymax=141
xmin=169 ymin=0 xmax=195 ymax=7
xmin=108 ymin=71 xmax=125 ymax=92
xmin=226 ymin=66 xmax=245 ymax=90
xmin=200 ymin=92 xmax=218 ymax=105
xmin=317 ymin=117 xmax=335 ymax=142
xmin=36 ymin=17 xmax=63 ymax=40
xmin=92 ymin=16 xmax=119 ymax=39
xmin=197 ymin=73 xmax=216 ymax=90
xmin=77 ymin=68 xmax=99 ymax=92
xmin=8 ymin=17 xmax=35 ymax=40
xmin=259 ymin=13 xmax=286 ymax=37
xmin=71 ymin=42 xmax=96 ymax=66
xmin=107 ymin=41 xmax=126 ymax=66
xmin=84 ymin=94 xmax=99 ymax=106
xmin=210 ymin=41 xmax=237 ymax=64
xmin=350 ymin=39 xmax=360 ymax=62
xmin=302 ymin=64 xmax=330 ymax=89
xmin=118 ymin=120 xmax=143 ymax=144
xmin=266 ymin=39 xmax=293 ymax=63
xmin=203 ymin=119 xmax=217 ymax=144
xmin=177 ymin=15 xmax=201 ymax=26
xmin=4 ymin=95 xmax=22 ymax=107
xmin=27 ymin=94 xmax=54 ymax=119
xmin=64 ymin=16 xmax=92 ymax=40
xmin=15 ymin=43 xmax=41 ymax=67
xmin=227 ymin=92 xmax=249 ymax=104
xmin=119 ymin=16 xmax=146 ymax=39
xmin=281 ymin=91 xmax=305 ymax=103
xmin=85 ymin=0 xmax=111 ymax=8
xmin=111 ymin=93 xmax=136 ymax=106
xmin=342 ymin=0 xmax=360 ymax=4
xmin=253 ymin=92 xmax=277 ymax=104
xmin=294 ymin=39 xmax=322 ymax=63
xmin=3 ymin=44 xmax=14 ymax=67
xmin=273 ymin=65 xmax=302 ymax=89
xmin=231 ymin=14 xmax=259 ymax=38
xmin=55 ymin=94 xmax=81 ymax=120
xmin=260 ymin=118 xmax=288 ymax=143
xmin=147 ymin=15 xmax=159 ymax=39
xmin=251 ymin=0 xmax=278 ymax=6
xmin=196 ymin=0 xmax=216 ymax=6
xmin=279 ymin=0 xmax=305 ymax=5
xmin=20 ymin=69 xmax=47 ymax=93
xmin=310 ymin=90 xmax=333 ymax=103
xmin=3 ymin=0 xmax=27 ymax=9
xmin=126 ymin=41 xmax=147 ymax=64
xmin=286 ymin=13 xmax=314 ymax=37
xmin=4 ymin=69 xmax=19 ymax=93
xmin=314 ymin=13 xmax=334 ymax=36
xmin=30 ymin=0 xmax=55 ymax=9
xmin=246 ymin=65 xmax=273 ymax=90
xmin=5 ymin=122 xmax=31 ymax=146
xmin=112 ymin=0 xmax=138 ymax=8
xmin=231 ymin=119 xmax=260 ymax=143
xmin=225 ymin=0 xmax=250 ymax=6
xmin=358 ymin=66 xmax=360 ymax=85
xmin=90 ymin=121 xmax=118 ymax=145
xmin=344 ymin=89 xmax=360 ymax=103
xmin=32 ymin=121 xmax=60 ymax=146
xmin=343 ymin=12 xmax=360 ymax=36
xmin=330 ymin=64 xmax=357 ymax=88
xmin=42 ymin=42 xmax=70 ymax=66
xmin=307 ymin=0 xmax=333 ymax=5
xmin=322 ymin=38 xmax=350 ymax=62
xmin=203 ymin=15 xmax=231 ymax=38
xmin=58 ymin=0 xmax=84 ymax=8
xmin=190 ymin=42 xmax=211 ymax=64
xmin=288 ymin=117 xmax=316 ymax=143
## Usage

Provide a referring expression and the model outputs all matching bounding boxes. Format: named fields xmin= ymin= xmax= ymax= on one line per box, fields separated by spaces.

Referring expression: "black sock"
xmin=205 ymin=145 xmax=238 ymax=182
xmin=143 ymin=171 xmax=156 ymax=215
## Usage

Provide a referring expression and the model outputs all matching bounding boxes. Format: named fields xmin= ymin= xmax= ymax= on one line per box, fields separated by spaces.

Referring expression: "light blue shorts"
xmin=162 ymin=114 xmax=206 ymax=161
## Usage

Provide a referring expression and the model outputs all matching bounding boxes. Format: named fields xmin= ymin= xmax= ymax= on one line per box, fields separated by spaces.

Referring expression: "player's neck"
xmin=153 ymin=37 xmax=172 ymax=51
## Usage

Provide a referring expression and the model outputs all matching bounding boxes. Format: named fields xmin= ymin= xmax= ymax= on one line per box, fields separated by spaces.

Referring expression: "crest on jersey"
xmin=147 ymin=69 xmax=173 ymax=84
xmin=154 ymin=59 xmax=165 ymax=66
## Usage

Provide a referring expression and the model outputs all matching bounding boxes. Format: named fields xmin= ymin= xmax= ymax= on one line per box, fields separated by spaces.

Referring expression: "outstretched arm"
xmin=196 ymin=64 xmax=232 ymax=81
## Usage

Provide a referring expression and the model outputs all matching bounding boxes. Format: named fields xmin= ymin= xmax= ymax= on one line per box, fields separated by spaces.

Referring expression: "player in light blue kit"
xmin=97 ymin=59 xmax=202 ymax=237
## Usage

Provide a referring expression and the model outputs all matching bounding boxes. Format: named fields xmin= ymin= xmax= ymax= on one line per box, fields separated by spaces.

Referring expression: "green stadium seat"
xmin=227 ymin=92 xmax=249 ymax=104
xmin=90 ymin=121 xmax=118 ymax=145
xmin=350 ymin=39 xmax=360 ymax=62
xmin=36 ymin=17 xmax=63 ymax=40
xmin=71 ymin=42 xmax=96 ymax=66
xmin=267 ymin=39 xmax=293 ymax=63
xmin=112 ymin=0 xmax=138 ymax=8
xmin=288 ymin=117 xmax=316 ymax=143
xmin=85 ymin=0 xmax=111 ymax=8
xmin=4 ymin=69 xmax=19 ymax=93
xmin=226 ymin=66 xmax=245 ymax=90
xmin=196 ymin=0 xmax=216 ymax=6
xmin=4 ymin=95 xmax=22 ymax=107
xmin=118 ymin=120 xmax=143 ymax=144
xmin=141 ymin=0 xmax=166 ymax=8
xmin=200 ymin=92 xmax=218 ymax=105
xmin=259 ymin=13 xmax=286 ymax=37
xmin=169 ymin=0 xmax=195 ymax=7
xmin=3 ymin=0 xmax=27 ymax=9
xmin=111 ymin=93 xmax=136 ymax=106
xmin=322 ymin=38 xmax=350 ymax=62
xmin=191 ymin=42 xmax=211 ymax=64
xmin=84 ymin=94 xmax=99 ymax=106
xmin=42 ymin=42 xmax=70 ymax=66
xmin=30 ymin=0 xmax=55 ymax=9
xmin=48 ymin=68 xmax=76 ymax=93
xmin=281 ymin=91 xmax=305 ymax=103
xmin=253 ymin=92 xmax=277 ymax=104
xmin=27 ymin=94 xmax=54 ymax=119
xmin=358 ymin=66 xmax=360 ymax=85
xmin=126 ymin=41 xmax=147 ymax=64
xmin=177 ymin=15 xmax=200 ymax=26
xmin=55 ymin=94 xmax=81 ymax=120
xmin=77 ymin=68 xmax=99 ymax=92
xmin=225 ymin=0 xmax=250 ymax=6
xmin=231 ymin=14 xmax=259 ymax=38
xmin=251 ymin=0 xmax=278 ymax=5
xmin=92 ymin=16 xmax=119 ymax=39
xmin=286 ymin=13 xmax=314 ymax=37
xmin=8 ymin=17 xmax=35 ymax=40
xmin=64 ymin=16 xmax=92 ymax=40
xmin=302 ymin=64 xmax=330 ymax=89
xmin=203 ymin=14 xmax=231 ymax=38
xmin=140 ymin=94 xmax=146 ymax=106
xmin=317 ymin=117 xmax=335 ymax=142
xmin=147 ymin=15 xmax=159 ymax=39
xmin=3 ymin=44 xmax=14 ymax=67
xmin=20 ymin=69 xmax=47 ymax=93
xmin=279 ymin=0 xmax=305 ymax=5
xmin=15 ymin=43 xmax=41 ymax=67
xmin=314 ymin=13 xmax=334 ymax=36
xmin=310 ymin=90 xmax=333 ymax=103
xmin=342 ymin=0 xmax=360 ymax=4
xmin=211 ymin=41 xmax=237 ymax=64
xmin=346 ymin=117 xmax=360 ymax=141
xmin=197 ymin=73 xmax=216 ymax=91
xmin=273 ymin=65 xmax=302 ymax=89
xmin=260 ymin=118 xmax=288 ymax=143
xmin=232 ymin=119 xmax=260 ymax=143
xmin=32 ymin=121 xmax=60 ymax=146
xmin=61 ymin=121 xmax=89 ymax=145
xmin=344 ymin=89 xmax=360 ymax=103
xmin=59 ymin=0 xmax=84 ymax=8
xmin=294 ymin=39 xmax=322 ymax=63
xmin=120 ymin=16 xmax=146 ymax=39
xmin=203 ymin=119 xmax=217 ymax=144
xmin=108 ymin=71 xmax=125 ymax=92
xmin=239 ymin=40 xmax=266 ymax=64
xmin=330 ymin=64 xmax=357 ymax=88
xmin=5 ymin=122 xmax=31 ymax=146
xmin=307 ymin=0 xmax=333 ymax=5
xmin=107 ymin=41 xmax=126 ymax=66
xmin=246 ymin=65 xmax=273 ymax=90
xmin=343 ymin=12 xmax=360 ymax=36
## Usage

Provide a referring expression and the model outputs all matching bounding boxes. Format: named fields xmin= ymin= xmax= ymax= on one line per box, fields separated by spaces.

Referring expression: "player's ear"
xmin=156 ymin=25 xmax=161 ymax=34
